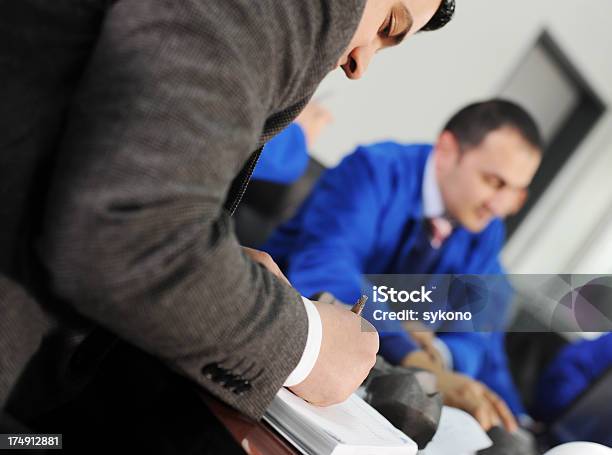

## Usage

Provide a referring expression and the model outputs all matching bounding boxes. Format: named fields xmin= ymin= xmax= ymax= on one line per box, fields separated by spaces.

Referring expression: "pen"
xmin=351 ymin=295 xmax=368 ymax=316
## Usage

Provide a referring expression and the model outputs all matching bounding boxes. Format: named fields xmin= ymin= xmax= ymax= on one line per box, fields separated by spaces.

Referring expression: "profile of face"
xmin=337 ymin=0 xmax=444 ymax=79
xmin=435 ymin=128 xmax=542 ymax=233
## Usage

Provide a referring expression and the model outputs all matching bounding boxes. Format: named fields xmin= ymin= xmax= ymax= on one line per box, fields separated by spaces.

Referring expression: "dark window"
xmin=499 ymin=31 xmax=606 ymax=238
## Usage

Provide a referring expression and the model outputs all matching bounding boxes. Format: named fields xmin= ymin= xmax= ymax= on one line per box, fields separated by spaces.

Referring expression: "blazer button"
xmin=202 ymin=363 xmax=229 ymax=382
xmin=233 ymin=381 xmax=252 ymax=395
xmin=201 ymin=363 xmax=219 ymax=379
xmin=217 ymin=372 xmax=234 ymax=387
xmin=225 ymin=376 xmax=244 ymax=390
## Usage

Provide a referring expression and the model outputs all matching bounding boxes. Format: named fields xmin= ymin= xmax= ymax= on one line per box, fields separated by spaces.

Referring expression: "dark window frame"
xmin=503 ymin=30 xmax=607 ymax=238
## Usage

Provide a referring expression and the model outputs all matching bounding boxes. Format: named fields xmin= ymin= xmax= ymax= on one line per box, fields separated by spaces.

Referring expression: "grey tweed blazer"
xmin=0 ymin=0 xmax=365 ymax=420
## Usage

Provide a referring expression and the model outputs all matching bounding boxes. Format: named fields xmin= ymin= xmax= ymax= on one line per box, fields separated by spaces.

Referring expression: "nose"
xmin=485 ymin=189 xmax=517 ymax=218
xmin=344 ymin=43 xmax=377 ymax=80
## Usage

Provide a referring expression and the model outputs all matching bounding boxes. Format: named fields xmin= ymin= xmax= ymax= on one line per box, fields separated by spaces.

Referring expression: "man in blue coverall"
xmin=264 ymin=99 xmax=543 ymax=433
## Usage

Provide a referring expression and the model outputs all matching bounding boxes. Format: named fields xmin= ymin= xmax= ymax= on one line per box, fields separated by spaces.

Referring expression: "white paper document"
xmin=419 ymin=406 xmax=492 ymax=455
xmin=264 ymin=387 xmax=418 ymax=455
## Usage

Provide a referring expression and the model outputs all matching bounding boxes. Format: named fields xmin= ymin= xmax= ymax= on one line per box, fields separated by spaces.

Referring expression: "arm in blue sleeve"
xmin=285 ymin=147 xmax=382 ymax=302
xmin=533 ymin=333 xmax=612 ymax=422
xmin=437 ymin=332 xmax=488 ymax=377
xmin=481 ymin=333 xmax=526 ymax=416
xmin=470 ymin=220 xmax=515 ymax=330
xmin=252 ymin=123 xmax=309 ymax=184
xmin=450 ymin=221 xmax=525 ymax=415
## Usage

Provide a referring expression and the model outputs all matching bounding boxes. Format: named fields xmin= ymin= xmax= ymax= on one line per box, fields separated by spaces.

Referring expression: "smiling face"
xmin=337 ymin=0 xmax=444 ymax=79
xmin=435 ymin=128 xmax=542 ymax=233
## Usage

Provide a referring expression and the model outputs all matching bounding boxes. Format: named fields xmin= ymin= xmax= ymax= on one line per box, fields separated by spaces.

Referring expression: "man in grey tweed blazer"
xmin=0 ymin=0 xmax=454 ymax=442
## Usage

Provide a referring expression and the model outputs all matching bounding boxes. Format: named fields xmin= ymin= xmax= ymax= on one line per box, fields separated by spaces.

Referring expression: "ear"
xmin=510 ymin=189 xmax=529 ymax=215
xmin=434 ymin=130 xmax=460 ymax=173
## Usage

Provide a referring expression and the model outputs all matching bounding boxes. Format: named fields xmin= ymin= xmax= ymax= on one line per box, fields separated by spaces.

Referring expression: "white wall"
xmin=309 ymin=0 xmax=612 ymax=274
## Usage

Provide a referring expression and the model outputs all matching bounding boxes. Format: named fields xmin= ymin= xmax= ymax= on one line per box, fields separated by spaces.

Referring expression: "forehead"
xmin=465 ymin=127 xmax=542 ymax=188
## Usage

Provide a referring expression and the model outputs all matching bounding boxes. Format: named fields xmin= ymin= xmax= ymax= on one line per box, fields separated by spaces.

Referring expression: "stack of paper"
xmin=264 ymin=388 xmax=418 ymax=455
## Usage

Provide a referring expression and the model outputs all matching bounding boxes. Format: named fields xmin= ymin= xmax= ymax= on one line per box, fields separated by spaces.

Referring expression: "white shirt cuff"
xmin=283 ymin=296 xmax=323 ymax=387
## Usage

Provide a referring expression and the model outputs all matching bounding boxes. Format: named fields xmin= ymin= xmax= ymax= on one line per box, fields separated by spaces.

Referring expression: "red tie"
xmin=427 ymin=217 xmax=453 ymax=249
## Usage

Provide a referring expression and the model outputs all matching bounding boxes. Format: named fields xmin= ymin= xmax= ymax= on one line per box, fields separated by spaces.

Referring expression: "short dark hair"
xmin=421 ymin=0 xmax=456 ymax=32
xmin=442 ymin=99 xmax=543 ymax=152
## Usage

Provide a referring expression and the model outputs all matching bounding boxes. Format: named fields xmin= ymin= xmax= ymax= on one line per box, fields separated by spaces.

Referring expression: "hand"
xmin=241 ymin=247 xmax=290 ymax=285
xmin=437 ymin=371 xmax=518 ymax=433
xmin=401 ymin=351 xmax=517 ymax=433
xmin=289 ymin=301 xmax=379 ymax=406
xmin=403 ymin=321 xmax=445 ymax=370
xmin=401 ymin=349 xmax=444 ymax=374
xmin=295 ymin=101 xmax=333 ymax=149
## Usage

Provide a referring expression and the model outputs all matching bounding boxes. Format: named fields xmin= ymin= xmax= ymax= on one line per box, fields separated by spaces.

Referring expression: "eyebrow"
xmin=393 ymin=4 xmax=414 ymax=45
xmin=486 ymin=171 xmax=527 ymax=191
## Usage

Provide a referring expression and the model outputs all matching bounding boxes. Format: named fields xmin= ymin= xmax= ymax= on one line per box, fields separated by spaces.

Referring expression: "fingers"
xmin=359 ymin=316 xmax=379 ymax=335
xmin=484 ymin=389 xmax=518 ymax=433
xmin=404 ymin=323 xmax=434 ymax=344
xmin=444 ymin=389 xmax=496 ymax=431
xmin=291 ymin=302 xmax=379 ymax=407
xmin=421 ymin=342 xmax=444 ymax=369
xmin=401 ymin=349 xmax=443 ymax=373
xmin=264 ymin=258 xmax=290 ymax=285
xmin=242 ymin=247 xmax=291 ymax=285
xmin=472 ymin=403 xmax=497 ymax=431
xmin=468 ymin=386 xmax=517 ymax=432
xmin=441 ymin=376 xmax=515 ymax=433
xmin=402 ymin=323 xmax=442 ymax=367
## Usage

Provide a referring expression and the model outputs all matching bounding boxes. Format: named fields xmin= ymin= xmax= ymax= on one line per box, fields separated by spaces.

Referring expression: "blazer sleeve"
xmin=0 ymin=276 xmax=51 ymax=407
xmin=38 ymin=0 xmax=308 ymax=420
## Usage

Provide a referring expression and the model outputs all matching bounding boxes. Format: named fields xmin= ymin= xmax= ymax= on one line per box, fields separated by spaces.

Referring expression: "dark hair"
xmin=421 ymin=0 xmax=456 ymax=32
xmin=442 ymin=99 xmax=543 ymax=152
